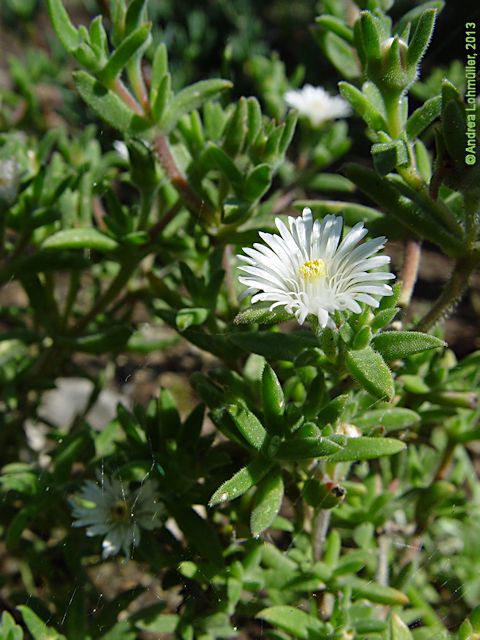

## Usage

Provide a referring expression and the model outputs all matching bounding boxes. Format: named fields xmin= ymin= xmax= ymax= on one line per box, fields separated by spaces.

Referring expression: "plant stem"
xmin=127 ymin=59 xmax=150 ymax=113
xmin=137 ymin=190 xmax=155 ymax=230
xmin=384 ymin=92 xmax=403 ymax=139
xmin=413 ymin=257 xmax=477 ymax=332
xmin=312 ymin=509 xmax=331 ymax=561
xmin=399 ymin=238 xmax=421 ymax=309
xmin=147 ymin=199 xmax=182 ymax=241
xmin=113 ymin=78 xmax=144 ymax=116
xmin=152 ymin=134 xmax=215 ymax=225
xmin=61 ymin=271 xmax=80 ymax=329
xmin=434 ymin=440 xmax=455 ymax=482
xmin=398 ymin=165 xmax=463 ymax=238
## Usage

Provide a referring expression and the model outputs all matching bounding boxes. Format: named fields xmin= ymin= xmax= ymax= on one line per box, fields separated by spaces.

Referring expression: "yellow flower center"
xmin=299 ymin=258 xmax=327 ymax=281
xmin=110 ymin=500 xmax=130 ymax=523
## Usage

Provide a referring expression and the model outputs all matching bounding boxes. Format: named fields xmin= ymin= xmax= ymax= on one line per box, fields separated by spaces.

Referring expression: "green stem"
xmin=413 ymin=256 xmax=478 ymax=332
xmin=384 ymin=92 xmax=403 ymax=139
xmin=434 ymin=440 xmax=455 ymax=482
xmin=398 ymin=165 xmax=464 ymax=238
xmin=137 ymin=190 xmax=155 ymax=230
xmin=61 ymin=271 xmax=80 ymax=329
xmin=147 ymin=199 xmax=182 ymax=241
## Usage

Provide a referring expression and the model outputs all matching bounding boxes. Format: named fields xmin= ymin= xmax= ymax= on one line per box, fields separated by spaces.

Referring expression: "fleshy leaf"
xmin=100 ymin=23 xmax=151 ymax=84
xmin=250 ymin=472 xmax=284 ymax=537
xmin=406 ymin=95 xmax=442 ymax=140
xmin=355 ymin=408 xmax=420 ymax=432
xmin=42 ymin=228 xmax=119 ymax=252
xmin=339 ymin=81 xmax=387 ymax=131
xmin=233 ymin=307 xmax=292 ymax=326
xmin=47 ymin=0 xmax=80 ymax=52
xmin=345 ymin=346 xmax=394 ymax=400
xmin=161 ymin=79 xmax=232 ymax=132
xmin=371 ymin=331 xmax=445 ymax=360
xmin=326 ymin=436 xmax=406 ymax=462
xmin=209 ymin=457 xmax=272 ymax=506
xmin=226 ymin=404 xmax=268 ymax=451
xmin=275 ymin=436 xmax=342 ymax=460
xmin=73 ymin=70 xmax=149 ymax=132
xmin=349 ymin=577 xmax=409 ymax=605
xmin=390 ymin=614 xmax=414 ymax=640
xmin=257 ymin=606 xmax=326 ymax=640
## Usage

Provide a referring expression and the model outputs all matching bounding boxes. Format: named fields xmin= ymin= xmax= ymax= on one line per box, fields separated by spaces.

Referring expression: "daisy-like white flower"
xmin=0 ymin=158 xmax=21 ymax=205
xmin=70 ymin=474 xmax=164 ymax=559
xmin=284 ymin=85 xmax=351 ymax=127
xmin=238 ymin=208 xmax=395 ymax=328
xmin=113 ymin=140 xmax=129 ymax=161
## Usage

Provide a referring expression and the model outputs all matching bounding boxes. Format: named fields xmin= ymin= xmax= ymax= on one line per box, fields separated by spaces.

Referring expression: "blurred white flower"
xmin=71 ymin=475 xmax=164 ymax=558
xmin=284 ymin=85 xmax=351 ymax=127
xmin=337 ymin=423 xmax=362 ymax=438
xmin=238 ymin=208 xmax=394 ymax=328
xmin=0 ymin=158 xmax=21 ymax=204
xmin=113 ymin=140 xmax=129 ymax=160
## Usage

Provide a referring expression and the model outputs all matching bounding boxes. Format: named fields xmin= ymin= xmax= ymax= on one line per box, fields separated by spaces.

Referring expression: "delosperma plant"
xmin=1 ymin=0 xmax=480 ymax=638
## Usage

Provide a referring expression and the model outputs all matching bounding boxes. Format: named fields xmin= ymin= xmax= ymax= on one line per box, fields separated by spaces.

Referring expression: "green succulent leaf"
xmin=349 ymin=577 xmax=409 ymax=605
xmin=262 ymin=364 xmax=285 ymax=433
xmin=390 ymin=613 xmax=414 ymax=640
xmin=226 ymin=404 xmax=268 ymax=451
xmin=233 ymin=306 xmax=292 ymax=326
xmin=47 ymin=0 xmax=80 ymax=52
xmin=57 ymin=325 xmax=133 ymax=353
xmin=316 ymin=15 xmax=354 ymax=44
xmin=42 ymin=228 xmax=119 ymax=252
xmin=209 ymin=457 xmax=272 ymax=506
xmin=345 ymin=346 xmax=394 ymax=400
xmin=355 ymin=407 xmax=420 ymax=432
xmin=326 ymin=436 xmax=406 ymax=462
xmin=243 ymin=164 xmax=272 ymax=201
xmin=406 ymin=95 xmax=442 ymax=140
xmin=176 ymin=308 xmax=209 ymax=332
xmin=18 ymin=606 xmax=67 ymax=640
xmin=100 ymin=23 xmax=152 ymax=84
xmin=0 ymin=611 xmax=23 ymax=640
xmin=275 ymin=436 xmax=342 ymax=460
xmin=407 ymin=9 xmax=437 ymax=68
xmin=257 ymin=606 xmax=326 ymax=640
xmin=372 ymin=139 xmax=409 ymax=176
xmin=73 ymin=70 xmax=149 ymax=133
xmin=359 ymin=11 xmax=382 ymax=60
xmin=250 ymin=472 xmax=284 ymax=537
xmin=161 ymin=79 xmax=232 ymax=132
xmin=371 ymin=331 xmax=445 ymax=360
xmin=339 ymin=81 xmax=387 ymax=131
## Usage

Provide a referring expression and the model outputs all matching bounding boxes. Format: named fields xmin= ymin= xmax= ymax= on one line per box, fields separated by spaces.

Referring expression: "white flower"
xmin=113 ymin=140 xmax=129 ymax=160
xmin=238 ymin=208 xmax=395 ymax=328
xmin=0 ymin=158 xmax=21 ymax=204
xmin=284 ymin=85 xmax=351 ymax=127
xmin=337 ymin=423 xmax=362 ymax=438
xmin=71 ymin=475 xmax=164 ymax=558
